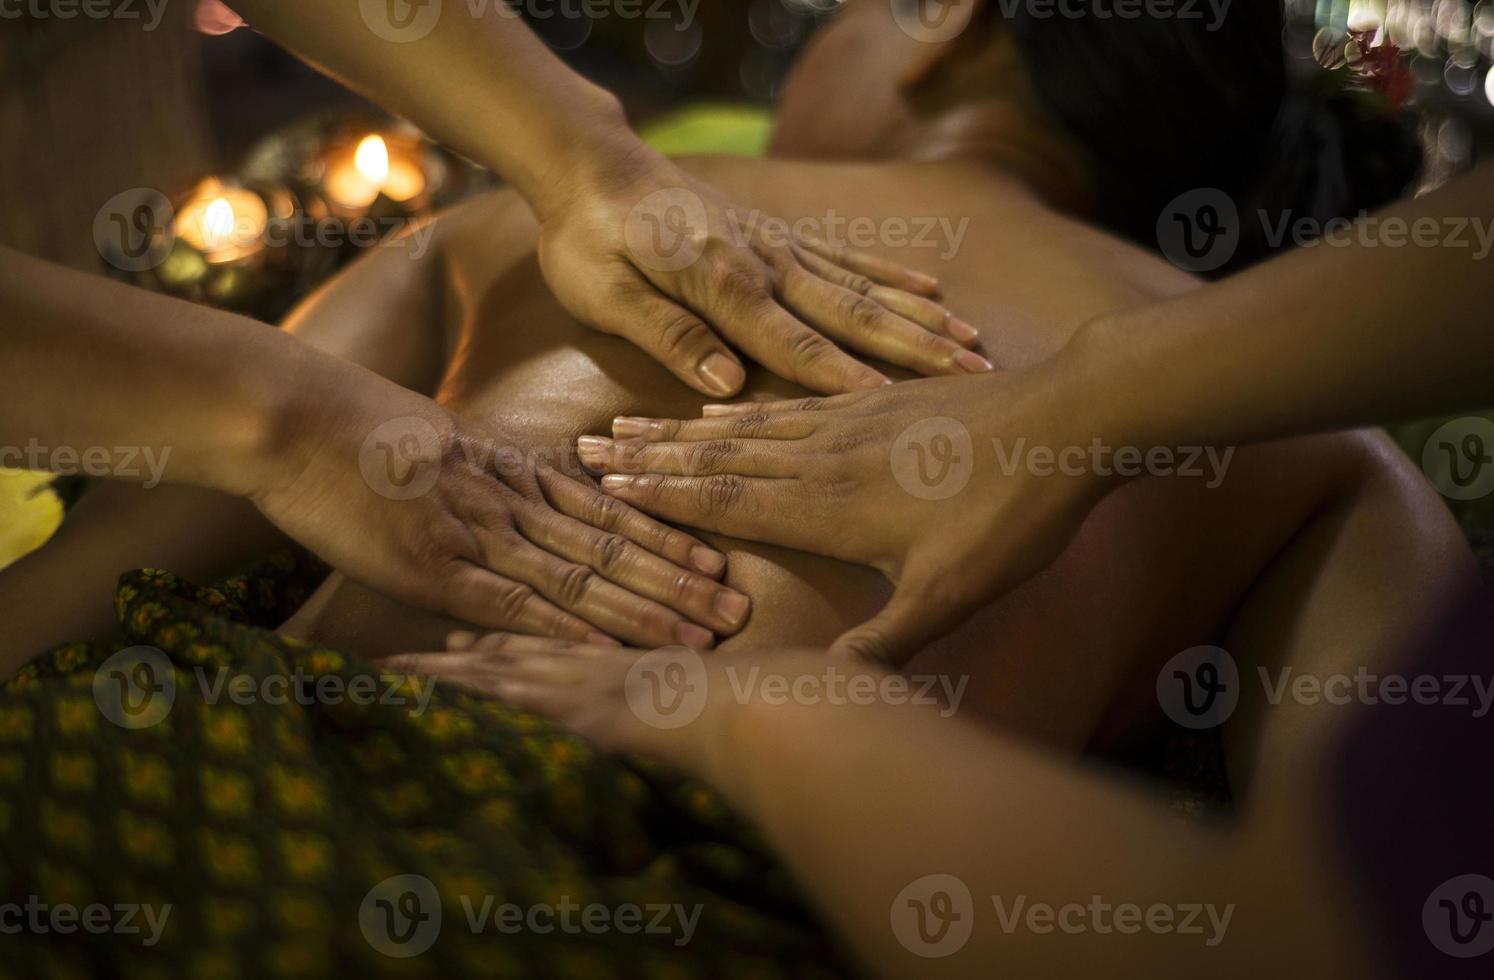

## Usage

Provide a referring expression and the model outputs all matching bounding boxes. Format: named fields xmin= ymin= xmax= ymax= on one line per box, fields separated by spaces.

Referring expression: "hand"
xmin=251 ymin=365 xmax=752 ymax=649
xmin=536 ymin=151 xmax=991 ymax=398
xmin=571 ymin=362 xmax=1113 ymax=664
xmin=379 ymin=632 xmax=853 ymax=781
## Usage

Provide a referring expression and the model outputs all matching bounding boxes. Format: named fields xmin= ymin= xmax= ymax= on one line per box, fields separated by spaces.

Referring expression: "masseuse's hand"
xmin=537 ymin=152 xmax=991 ymax=398
xmin=381 ymin=633 xmax=843 ymax=782
xmin=572 ymin=366 xmax=1111 ymax=664
xmin=252 ymin=367 xmax=751 ymax=650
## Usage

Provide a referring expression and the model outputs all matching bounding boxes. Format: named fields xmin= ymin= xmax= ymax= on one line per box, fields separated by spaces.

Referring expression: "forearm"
xmin=706 ymin=693 xmax=1297 ymax=979
xmin=0 ymin=246 xmax=311 ymax=494
xmin=1074 ymin=161 xmax=1494 ymax=452
xmin=227 ymin=0 xmax=651 ymax=215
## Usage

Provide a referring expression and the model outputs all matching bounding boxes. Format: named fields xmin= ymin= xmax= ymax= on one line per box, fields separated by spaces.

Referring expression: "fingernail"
xmin=691 ymin=546 xmax=726 ymax=576
xmin=612 ymin=416 xmax=653 ymax=439
xmin=702 ymin=403 xmax=746 ymax=417
xmin=948 ymin=318 xmax=979 ymax=344
xmin=677 ymin=622 xmax=714 ymax=649
xmin=910 ymin=272 xmax=941 ymax=293
xmin=856 ymin=371 xmax=891 ymax=390
xmin=446 ymin=630 xmax=477 ymax=651
xmin=714 ymin=590 xmax=750 ymax=627
xmin=587 ymin=631 xmax=621 ymax=647
xmin=955 ymin=349 xmax=994 ymax=373
xmin=576 ymin=435 xmax=613 ymax=465
xmin=601 ymin=474 xmax=635 ymax=491
xmin=697 ymin=353 xmax=746 ymax=397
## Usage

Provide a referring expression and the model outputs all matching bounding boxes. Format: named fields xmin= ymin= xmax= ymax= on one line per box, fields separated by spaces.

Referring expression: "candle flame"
xmin=203 ymin=197 xmax=235 ymax=249
xmin=355 ymin=135 xmax=391 ymax=185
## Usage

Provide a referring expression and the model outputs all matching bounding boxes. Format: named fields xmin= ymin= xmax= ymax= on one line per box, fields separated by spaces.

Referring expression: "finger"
xmin=594 ymin=286 xmax=747 ymax=398
xmin=777 ymin=264 xmax=991 ymax=378
xmin=516 ymin=497 xmax=753 ymax=637
xmin=497 ymin=526 xmax=718 ymax=650
xmin=611 ymin=411 xmax=815 ymax=444
xmin=828 ymin=573 xmax=978 ymax=667
xmin=465 ymin=633 xmax=635 ymax=656
xmin=791 ymin=246 xmax=975 ymax=347
xmin=699 ymin=391 xmax=872 ymax=418
xmin=538 ymin=468 xmax=727 ymax=578
xmin=578 ymin=435 xmax=801 ymax=479
xmin=740 ymin=300 xmax=891 ymax=394
xmin=599 ymin=473 xmax=784 ymax=540
xmin=866 ymin=287 xmax=981 ymax=349
xmin=439 ymin=563 xmax=602 ymax=643
xmin=795 ymin=236 xmax=941 ymax=297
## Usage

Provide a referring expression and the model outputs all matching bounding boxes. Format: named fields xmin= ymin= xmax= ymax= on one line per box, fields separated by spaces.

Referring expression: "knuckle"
xmin=691 ymin=439 xmax=738 ymax=475
xmin=794 ymin=397 xmax=826 ymax=413
xmin=591 ymin=532 xmax=632 ymax=575
xmin=843 ymin=273 xmax=874 ymax=295
xmin=555 ymin=563 xmax=598 ymax=607
xmin=654 ymin=311 xmax=711 ymax=357
xmin=785 ymin=330 xmax=840 ymax=370
xmin=493 ymin=581 xmax=537 ymax=625
xmin=728 ymin=413 xmax=770 ymax=438
xmin=585 ymin=491 xmax=627 ymax=531
xmin=695 ymin=473 xmax=747 ymax=517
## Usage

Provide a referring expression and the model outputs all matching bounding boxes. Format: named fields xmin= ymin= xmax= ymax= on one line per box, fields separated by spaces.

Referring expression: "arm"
xmin=214 ymin=0 xmax=988 ymax=396
xmin=573 ymin=161 xmax=1494 ymax=661
xmin=387 ymin=639 xmax=1370 ymax=979
xmin=1082 ymin=160 xmax=1494 ymax=448
xmin=0 ymin=244 xmax=749 ymax=664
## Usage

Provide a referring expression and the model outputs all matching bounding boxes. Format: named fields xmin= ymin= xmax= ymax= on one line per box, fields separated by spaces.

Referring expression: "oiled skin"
xmin=278 ymin=155 xmax=1470 ymax=750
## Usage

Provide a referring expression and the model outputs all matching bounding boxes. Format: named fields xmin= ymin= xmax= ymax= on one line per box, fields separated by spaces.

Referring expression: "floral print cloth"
xmin=0 ymin=552 xmax=848 ymax=979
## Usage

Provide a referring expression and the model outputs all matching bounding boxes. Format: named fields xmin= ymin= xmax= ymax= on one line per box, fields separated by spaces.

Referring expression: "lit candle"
xmin=323 ymin=134 xmax=428 ymax=212
xmin=173 ymin=183 xmax=268 ymax=263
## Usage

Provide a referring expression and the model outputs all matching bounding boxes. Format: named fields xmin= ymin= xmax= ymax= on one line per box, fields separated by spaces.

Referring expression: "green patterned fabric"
xmin=0 ymin=553 xmax=848 ymax=978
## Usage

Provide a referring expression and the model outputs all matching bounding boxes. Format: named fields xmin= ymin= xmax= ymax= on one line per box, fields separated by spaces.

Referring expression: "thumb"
xmin=600 ymin=288 xmax=746 ymax=398
xmin=829 ymin=577 xmax=969 ymax=667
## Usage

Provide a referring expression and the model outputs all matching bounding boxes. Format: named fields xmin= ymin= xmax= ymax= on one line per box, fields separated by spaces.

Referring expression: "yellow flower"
xmin=267 ymin=764 xmax=329 ymax=819
xmin=118 ymin=812 xmax=175 ymax=865
xmin=50 ymin=751 xmax=96 ymax=791
xmin=0 ymin=706 xmax=35 ymax=741
xmin=202 ymin=767 xmax=254 ymax=818
xmin=54 ymin=697 xmax=99 ymax=737
xmin=278 ymin=832 xmax=332 ymax=882
xmin=117 ymin=749 xmax=174 ymax=804
xmin=200 ymin=829 xmax=259 ymax=884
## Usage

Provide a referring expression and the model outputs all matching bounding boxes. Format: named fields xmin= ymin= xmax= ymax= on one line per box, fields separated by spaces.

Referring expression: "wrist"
xmin=1052 ymin=314 xmax=1155 ymax=490
xmin=526 ymin=90 xmax=663 ymax=223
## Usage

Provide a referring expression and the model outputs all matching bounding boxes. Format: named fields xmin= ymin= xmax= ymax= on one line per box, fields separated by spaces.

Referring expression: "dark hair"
xmin=997 ymin=2 xmax=1422 ymax=273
